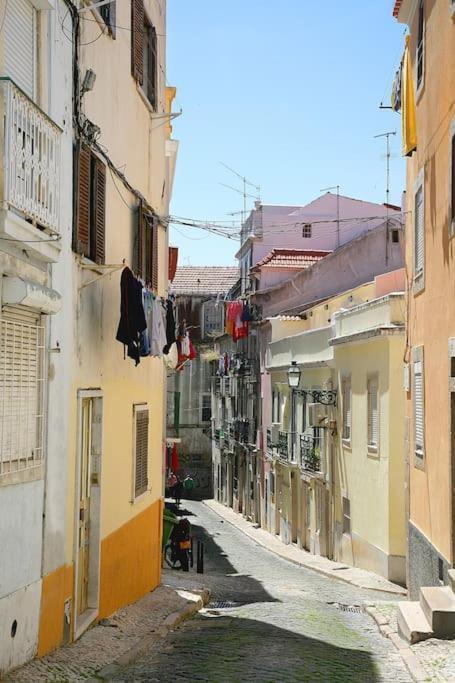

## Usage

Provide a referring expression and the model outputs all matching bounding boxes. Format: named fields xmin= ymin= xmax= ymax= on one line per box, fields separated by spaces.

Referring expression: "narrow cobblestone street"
xmin=114 ymin=501 xmax=411 ymax=682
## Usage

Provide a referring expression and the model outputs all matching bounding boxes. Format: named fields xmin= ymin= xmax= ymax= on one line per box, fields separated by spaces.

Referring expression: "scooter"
xmin=164 ymin=518 xmax=193 ymax=571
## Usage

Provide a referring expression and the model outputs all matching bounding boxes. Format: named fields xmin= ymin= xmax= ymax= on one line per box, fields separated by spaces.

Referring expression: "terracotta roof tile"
xmin=171 ymin=266 xmax=238 ymax=295
xmin=393 ymin=0 xmax=403 ymax=17
xmin=251 ymin=249 xmax=331 ymax=272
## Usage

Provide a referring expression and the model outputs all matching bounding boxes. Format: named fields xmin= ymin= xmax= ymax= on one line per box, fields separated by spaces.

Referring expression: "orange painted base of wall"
xmin=37 ymin=564 xmax=74 ymax=657
xmin=99 ymin=498 xmax=163 ymax=619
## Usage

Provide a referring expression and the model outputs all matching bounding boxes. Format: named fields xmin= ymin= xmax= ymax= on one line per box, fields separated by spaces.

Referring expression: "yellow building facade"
xmin=394 ymin=0 xmax=455 ymax=597
xmin=266 ymin=272 xmax=407 ymax=583
xmin=38 ymin=0 xmax=178 ymax=654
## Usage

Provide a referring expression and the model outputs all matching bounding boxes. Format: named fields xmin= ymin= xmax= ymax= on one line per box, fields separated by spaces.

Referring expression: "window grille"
xmin=342 ymin=377 xmax=351 ymax=441
xmin=414 ymin=184 xmax=424 ymax=277
xmin=414 ymin=361 xmax=424 ymax=458
xmin=302 ymin=224 xmax=312 ymax=238
xmin=134 ymin=405 xmax=149 ymax=497
xmin=0 ymin=306 xmax=45 ymax=475
xmin=367 ymin=378 xmax=378 ymax=448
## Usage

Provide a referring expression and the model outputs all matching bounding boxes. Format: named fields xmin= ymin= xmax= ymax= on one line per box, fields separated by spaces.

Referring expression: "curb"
xmin=203 ymin=500 xmax=406 ymax=596
xmin=95 ymin=588 xmax=211 ymax=680
xmin=364 ymin=606 xmax=430 ymax=682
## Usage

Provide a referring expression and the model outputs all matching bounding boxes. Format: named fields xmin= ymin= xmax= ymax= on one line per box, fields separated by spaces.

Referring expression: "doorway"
xmin=74 ymin=390 xmax=103 ymax=640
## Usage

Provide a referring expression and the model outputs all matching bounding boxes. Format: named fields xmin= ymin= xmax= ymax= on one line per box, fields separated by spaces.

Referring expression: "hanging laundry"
xmin=164 ymin=340 xmax=178 ymax=369
xmin=140 ymin=289 xmax=153 ymax=357
xmin=116 ymin=267 xmax=147 ymax=366
xmin=163 ymin=299 xmax=176 ymax=354
xmin=150 ymin=297 xmax=167 ymax=357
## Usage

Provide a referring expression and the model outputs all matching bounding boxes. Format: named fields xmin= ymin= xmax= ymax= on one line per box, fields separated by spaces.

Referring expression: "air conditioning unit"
xmin=270 ymin=423 xmax=281 ymax=446
xmin=308 ymin=403 xmax=328 ymax=428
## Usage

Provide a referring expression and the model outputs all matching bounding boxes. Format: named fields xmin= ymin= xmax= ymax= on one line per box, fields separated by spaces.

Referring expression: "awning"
xmin=2 ymin=276 xmax=61 ymax=314
xmin=401 ymin=35 xmax=417 ymax=157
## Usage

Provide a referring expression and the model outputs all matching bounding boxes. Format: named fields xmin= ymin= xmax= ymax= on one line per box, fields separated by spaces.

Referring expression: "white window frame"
xmin=413 ymin=349 xmax=425 ymax=463
xmin=367 ymin=375 xmax=379 ymax=452
xmin=415 ymin=0 xmax=425 ymax=99
xmin=342 ymin=376 xmax=351 ymax=444
xmin=132 ymin=403 xmax=150 ymax=501
xmin=449 ymin=118 xmax=455 ymax=237
xmin=201 ymin=393 xmax=211 ymax=424
xmin=413 ymin=169 xmax=425 ymax=292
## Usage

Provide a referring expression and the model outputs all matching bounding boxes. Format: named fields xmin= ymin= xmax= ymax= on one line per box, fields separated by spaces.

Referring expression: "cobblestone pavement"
xmin=371 ymin=602 xmax=455 ymax=682
xmin=113 ymin=500 xmax=412 ymax=683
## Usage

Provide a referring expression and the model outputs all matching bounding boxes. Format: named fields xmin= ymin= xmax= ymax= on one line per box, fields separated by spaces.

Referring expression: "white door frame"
xmin=73 ymin=389 xmax=103 ymax=641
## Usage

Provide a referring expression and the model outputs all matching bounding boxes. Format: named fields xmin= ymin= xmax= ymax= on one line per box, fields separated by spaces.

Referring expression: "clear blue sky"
xmin=167 ymin=0 xmax=405 ymax=267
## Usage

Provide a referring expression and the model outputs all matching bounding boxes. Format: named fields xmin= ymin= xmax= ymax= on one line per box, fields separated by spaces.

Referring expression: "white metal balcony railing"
xmin=2 ymin=78 xmax=61 ymax=233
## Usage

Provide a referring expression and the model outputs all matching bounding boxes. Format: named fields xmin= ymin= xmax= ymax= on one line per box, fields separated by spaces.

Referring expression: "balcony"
xmin=0 ymin=79 xmax=62 ymax=261
xmin=299 ymin=434 xmax=322 ymax=473
xmin=278 ymin=431 xmax=289 ymax=460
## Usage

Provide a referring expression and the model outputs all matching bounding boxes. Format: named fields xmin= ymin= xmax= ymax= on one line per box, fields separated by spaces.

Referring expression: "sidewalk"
xmin=204 ymin=498 xmax=406 ymax=596
xmin=6 ymin=571 xmax=210 ymax=683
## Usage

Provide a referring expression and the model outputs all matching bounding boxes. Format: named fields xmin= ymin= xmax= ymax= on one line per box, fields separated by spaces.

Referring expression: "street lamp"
xmin=286 ymin=361 xmax=337 ymax=407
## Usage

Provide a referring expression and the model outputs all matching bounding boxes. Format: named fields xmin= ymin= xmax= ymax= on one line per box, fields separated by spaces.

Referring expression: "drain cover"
xmin=209 ymin=600 xmax=238 ymax=609
xmin=337 ymin=603 xmax=363 ymax=613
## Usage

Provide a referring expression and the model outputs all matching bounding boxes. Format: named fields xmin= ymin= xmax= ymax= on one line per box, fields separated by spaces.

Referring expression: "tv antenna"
xmin=219 ymin=162 xmax=261 ymax=224
xmin=374 ymin=130 xmax=397 ymax=263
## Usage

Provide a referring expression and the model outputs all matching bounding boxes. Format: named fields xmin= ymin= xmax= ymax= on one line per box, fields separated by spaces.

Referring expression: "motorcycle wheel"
xmin=164 ymin=543 xmax=181 ymax=569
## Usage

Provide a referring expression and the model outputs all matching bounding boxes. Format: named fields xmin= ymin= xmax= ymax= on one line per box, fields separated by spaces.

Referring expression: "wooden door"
xmin=77 ymin=399 xmax=92 ymax=616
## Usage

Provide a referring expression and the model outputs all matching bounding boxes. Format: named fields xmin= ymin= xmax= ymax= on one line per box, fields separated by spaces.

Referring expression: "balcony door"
xmin=4 ymin=0 xmax=38 ymax=100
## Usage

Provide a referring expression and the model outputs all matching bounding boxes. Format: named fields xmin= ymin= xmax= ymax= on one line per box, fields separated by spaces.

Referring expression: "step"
xmin=397 ymin=601 xmax=433 ymax=644
xmin=420 ymin=585 xmax=455 ymax=637
xmin=448 ymin=569 xmax=455 ymax=593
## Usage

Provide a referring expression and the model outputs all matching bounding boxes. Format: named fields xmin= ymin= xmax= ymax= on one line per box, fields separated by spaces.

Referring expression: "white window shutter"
xmin=414 ymin=185 xmax=424 ymax=276
xmin=0 ymin=305 xmax=44 ymax=473
xmin=4 ymin=0 xmax=37 ymax=100
xmin=414 ymin=361 xmax=424 ymax=456
xmin=367 ymin=379 xmax=378 ymax=447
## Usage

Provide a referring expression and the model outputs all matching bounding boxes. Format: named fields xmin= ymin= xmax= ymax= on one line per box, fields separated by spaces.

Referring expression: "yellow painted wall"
xmin=37 ymin=564 xmax=73 ymax=657
xmin=334 ymin=335 xmax=406 ymax=574
xmin=99 ymin=498 xmax=162 ymax=618
xmin=402 ymin=1 xmax=455 ymax=561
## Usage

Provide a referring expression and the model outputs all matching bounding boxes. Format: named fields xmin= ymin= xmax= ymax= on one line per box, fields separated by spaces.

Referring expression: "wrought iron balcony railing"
xmin=300 ymin=433 xmax=322 ymax=473
xmin=1 ymin=78 xmax=61 ymax=233
xmin=278 ymin=431 xmax=289 ymax=460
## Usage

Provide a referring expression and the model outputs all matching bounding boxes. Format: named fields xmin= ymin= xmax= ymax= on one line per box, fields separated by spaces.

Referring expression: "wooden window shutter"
xmin=134 ymin=406 xmax=149 ymax=497
xmin=76 ymin=143 xmax=91 ymax=256
xmin=93 ymin=158 xmax=106 ymax=265
xmin=133 ymin=202 xmax=145 ymax=278
xmin=152 ymin=219 xmax=158 ymax=291
xmin=131 ymin=0 xmax=144 ymax=85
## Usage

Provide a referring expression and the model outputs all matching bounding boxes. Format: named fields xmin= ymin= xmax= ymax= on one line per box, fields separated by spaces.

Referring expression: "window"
xmin=414 ymin=180 xmax=424 ymax=282
xmin=133 ymin=405 xmax=149 ymax=497
xmin=99 ymin=0 xmax=116 ymax=37
xmin=342 ymin=497 xmax=351 ymax=534
xmin=302 ymin=224 xmax=312 ymax=238
xmin=134 ymin=203 xmax=158 ymax=289
xmin=75 ymin=144 xmax=106 ymax=264
xmin=416 ymin=0 xmax=425 ymax=91
xmin=201 ymin=394 xmax=211 ymax=423
xmin=0 ymin=306 xmax=45 ymax=476
xmin=451 ymin=127 xmax=455 ymax=234
xmin=143 ymin=17 xmax=158 ymax=109
xmin=272 ymin=389 xmax=281 ymax=423
xmin=4 ymin=0 xmax=37 ymax=100
xmin=367 ymin=377 xmax=379 ymax=450
xmin=414 ymin=359 xmax=425 ymax=459
xmin=391 ymin=228 xmax=400 ymax=243
xmin=202 ymin=300 xmax=224 ymax=338
xmin=342 ymin=377 xmax=351 ymax=441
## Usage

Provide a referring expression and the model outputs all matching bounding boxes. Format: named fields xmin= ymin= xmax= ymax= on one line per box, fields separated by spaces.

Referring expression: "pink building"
xmin=236 ymin=193 xmax=401 ymax=294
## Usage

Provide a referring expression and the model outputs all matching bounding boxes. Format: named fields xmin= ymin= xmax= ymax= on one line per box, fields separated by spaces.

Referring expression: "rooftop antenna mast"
xmin=321 ymin=185 xmax=341 ymax=248
xmin=219 ymin=162 xmax=261 ymax=225
xmin=374 ymin=130 xmax=396 ymax=263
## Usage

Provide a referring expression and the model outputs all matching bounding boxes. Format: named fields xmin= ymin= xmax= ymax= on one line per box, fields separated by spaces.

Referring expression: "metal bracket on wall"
xmin=78 ymin=263 xmax=124 ymax=290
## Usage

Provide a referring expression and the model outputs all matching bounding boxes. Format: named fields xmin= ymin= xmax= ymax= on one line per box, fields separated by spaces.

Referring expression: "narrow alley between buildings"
xmin=114 ymin=501 xmax=411 ymax=682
